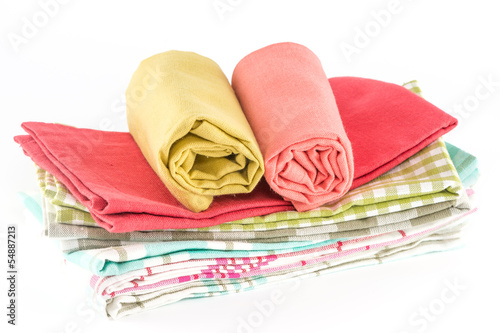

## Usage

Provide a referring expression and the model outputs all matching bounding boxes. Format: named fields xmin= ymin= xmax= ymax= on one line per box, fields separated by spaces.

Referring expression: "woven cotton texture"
xmin=232 ymin=42 xmax=354 ymax=211
xmin=18 ymin=78 xmax=477 ymax=321
xmin=14 ymin=122 xmax=292 ymax=232
xmin=31 ymin=139 xmax=477 ymax=319
xmin=39 ymin=139 xmax=463 ymax=235
xmin=92 ymin=208 xmax=474 ymax=319
xmin=445 ymin=142 xmax=479 ymax=188
xmin=127 ymin=51 xmax=264 ymax=212
xmin=34 ymin=138 xmax=473 ymax=277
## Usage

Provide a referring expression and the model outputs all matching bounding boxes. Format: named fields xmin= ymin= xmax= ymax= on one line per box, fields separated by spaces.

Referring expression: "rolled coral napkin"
xmin=127 ymin=51 xmax=264 ymax=212
xmin=232 ymin=42 xmax=354 ymax=212
xmin=328 ymin=77 xmax=458 ymax=189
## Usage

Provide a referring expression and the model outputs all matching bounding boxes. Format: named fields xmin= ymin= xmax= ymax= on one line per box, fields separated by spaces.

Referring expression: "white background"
xmin=1 ymin=0 xmax=499 ymax=332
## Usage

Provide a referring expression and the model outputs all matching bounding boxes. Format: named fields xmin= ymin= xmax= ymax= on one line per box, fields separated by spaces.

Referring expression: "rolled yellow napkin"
xmin=126 ymin=51 xmax=264 ymax=212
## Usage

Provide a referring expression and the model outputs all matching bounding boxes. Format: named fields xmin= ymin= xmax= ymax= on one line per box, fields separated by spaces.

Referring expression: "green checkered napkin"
xmin=37 ymin=136 xmax=478 ymax=247
xmin=49 ymin=197 xmax=462 ymax=247
xmin=38 ymin=139 xmax=472 ymax=268
xmin=60 ymin=196 xmax=471 ymax=276
xmin=403 ymin=80 xmax=423 ymax=97
xmin=39 ymin=138 xmax=464 ymax=234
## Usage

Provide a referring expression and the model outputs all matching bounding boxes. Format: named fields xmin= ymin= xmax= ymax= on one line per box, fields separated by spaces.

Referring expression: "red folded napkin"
xmin=14 ymin=122 xmax=293 ymax=232
xmin=232 ymin=42 xmax=355 ymax=212
xmin=14 ymin=77 xmax=457 ymax=233
xmin=329 ymin=77 xmax=458 ymax=189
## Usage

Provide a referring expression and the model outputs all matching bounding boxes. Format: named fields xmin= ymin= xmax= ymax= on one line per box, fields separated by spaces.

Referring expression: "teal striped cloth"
xmin=445 ymin=142 xmax=479 ymax=188
xmin=21 ymin=140 xmax=476 ymax=276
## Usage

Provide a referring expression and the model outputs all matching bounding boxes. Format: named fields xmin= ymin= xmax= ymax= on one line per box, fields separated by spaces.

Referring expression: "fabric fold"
xmin=232 ymin=42 xmax=354 ymax=211
xmin=445 ymin=142 xmax=479 ymax=188
xmin=33 ymin=138 xmax=470 ymax=246
xmin=93 ymin=208 xmax=474 ymax=319
xmin=15 ymin=76 xmax=477 ymax=321
xmin=31 ymin=138 xmax=472 ymax=276
xmin=14 ymin=122 xmax=292 ymax=232
xmin=328 ymin=76 xmax=458 ymax=188
xmin=127 ymin=50 xmax=264 ymax=212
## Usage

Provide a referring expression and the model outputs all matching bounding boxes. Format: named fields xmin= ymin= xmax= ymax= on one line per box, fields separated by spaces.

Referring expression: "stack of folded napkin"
xmin=15 ymin=42 xmax=478 ymax=319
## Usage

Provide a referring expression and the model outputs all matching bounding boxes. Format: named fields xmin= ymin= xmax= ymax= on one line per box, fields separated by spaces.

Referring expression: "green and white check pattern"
xmin=37 ymin=138 xmax=472 ymax=276
xmin=38 ymin=139 xmax=464 ymax=235
xmin=34 ymin=97 xmax=474 ymax=276
xmin=53 ymin=196 xmax=466 ymax=246
xmin=38 ymin=167 xmax=89 ymax=213
xmin=52 ymin=192 xmax=469 ymax=276
xmin=403 ymin=80 xmax=423 ymax=97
